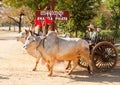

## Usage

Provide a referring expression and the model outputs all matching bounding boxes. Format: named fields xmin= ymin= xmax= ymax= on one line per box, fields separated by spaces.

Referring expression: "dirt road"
xmin=0 ymin=30 xmax=120 ymax=85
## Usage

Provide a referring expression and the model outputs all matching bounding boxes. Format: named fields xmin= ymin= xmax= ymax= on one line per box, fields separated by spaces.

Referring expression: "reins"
xmin=36 ymin=37 xmax=46 ymax=49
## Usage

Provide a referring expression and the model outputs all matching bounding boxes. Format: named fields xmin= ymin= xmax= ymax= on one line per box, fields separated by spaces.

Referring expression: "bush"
xmin=100 ymin=30 xmax=120 ymax=42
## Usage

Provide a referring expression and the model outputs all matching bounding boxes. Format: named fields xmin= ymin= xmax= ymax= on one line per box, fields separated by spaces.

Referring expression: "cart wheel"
xmin=78 ymin=57 xmax=88 ymax=68
xmin=91 ymin=41 xmax=118 ymax=72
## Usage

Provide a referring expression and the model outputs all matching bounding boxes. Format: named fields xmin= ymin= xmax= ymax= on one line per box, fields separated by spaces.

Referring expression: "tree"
xmin=106 ymin=0 xmax=120 ymax=29
xmin=2 ymin=0 xmax=50 ymax=32
xmin=92 ymin=1 xmax=112 ymax=30
xmin=55 ymin=0 xmax=101 ymax=37
xmin=2 ymin=0 xmax=102 ymax=36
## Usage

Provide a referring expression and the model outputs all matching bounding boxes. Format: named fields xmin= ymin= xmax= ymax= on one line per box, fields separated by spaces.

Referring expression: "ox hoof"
xmin=66 ymin=66 xmax=71 ymax=70
xmin=32 ymin=68 xmax=36 ymax=71
xmin=88 ymin=70 xmax=93 ymax=75
xmin=89 ymin=71 xmax=93 ymax=75
xmin=64 ymin=69 xmax=69 ymax=73
xmin=67 ymin=71 xmax=71 ymax=75
xmin=68 ymin=73 xmax=71 ymax=75
xmin=87 ymin=66 xmax=93 ymax=75
xmin=48 ymin=73 xmax=52 ymax=77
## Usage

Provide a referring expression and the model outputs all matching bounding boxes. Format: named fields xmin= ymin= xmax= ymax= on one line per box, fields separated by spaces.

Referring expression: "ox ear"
xmin=25 ymin=29 xmax=29 ymax=34
xmin=25 ymin=29 xmax=28 ymax=32
xmin=29 ymin=30 xmax=33 ymax=36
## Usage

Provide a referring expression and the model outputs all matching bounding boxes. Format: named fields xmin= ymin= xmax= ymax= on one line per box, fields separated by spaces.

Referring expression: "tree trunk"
xmin=18 ymin=16 xmax=22 ymax=33
xmin=75 ymin=27 xmax=78 ymax=37
xmin=50 ymin=0 xmax=55 ymax=31
xmin=115 ymin=18 xmax=119 ymax=29
xmin=9 ymin=21 xmax=11 ymax=31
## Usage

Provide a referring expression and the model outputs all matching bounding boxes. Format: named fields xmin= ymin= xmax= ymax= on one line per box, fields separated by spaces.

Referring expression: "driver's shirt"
xmin=90 ymin=31 xmax=97 ymax=41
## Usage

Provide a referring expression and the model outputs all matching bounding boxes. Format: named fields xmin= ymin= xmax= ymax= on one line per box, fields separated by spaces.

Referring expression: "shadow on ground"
xmin=57 ymin=67 xmax=120 ymax=83
xmin=0 ymin=74 xmax=9 ymax=80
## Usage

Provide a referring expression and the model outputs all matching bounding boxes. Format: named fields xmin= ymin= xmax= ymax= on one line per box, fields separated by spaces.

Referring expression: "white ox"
xmin=16 ymin=30 xmax=71 ymax=71
xmin=16 ymin=30 xmax=44 ymax=71
xmin=23 ymin=31 xmax=93 ymax=76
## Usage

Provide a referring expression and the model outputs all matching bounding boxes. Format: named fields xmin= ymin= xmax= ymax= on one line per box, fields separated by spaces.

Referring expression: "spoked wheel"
xmin=91 ymin=41 xmax=118 ymax=72
xmin=78 ymin=57 xmax=88 ymax=68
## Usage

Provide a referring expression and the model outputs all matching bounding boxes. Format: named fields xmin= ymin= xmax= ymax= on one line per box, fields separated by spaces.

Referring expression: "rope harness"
xmin=36 ymin=36 xmax=46 ymax=49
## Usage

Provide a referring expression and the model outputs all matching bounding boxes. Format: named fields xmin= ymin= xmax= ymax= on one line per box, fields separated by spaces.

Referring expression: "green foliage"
xmin=93 ymin=14 xmax=106 ymax=29
xmin=99 ymin=29 xmax=120 ymax=41
xmin=3 ymin=0 xmax=24 ymax=8
xmin=3 ymin=0 xmax=112 ymax=37
xmin=3 ymin=0 xmax=50 ymax=11
xmin=100 ymin=30 xmax=113 ymax=37
xmin=106 ymin=0 xmax=120 ymax=29
xmin=55 ymin=0 xmax=101 ymax=37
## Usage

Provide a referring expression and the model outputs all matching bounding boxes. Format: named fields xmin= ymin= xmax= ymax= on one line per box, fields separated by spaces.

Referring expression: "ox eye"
xmin=27 ymin=37 xmax=30 ymax=40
